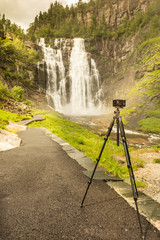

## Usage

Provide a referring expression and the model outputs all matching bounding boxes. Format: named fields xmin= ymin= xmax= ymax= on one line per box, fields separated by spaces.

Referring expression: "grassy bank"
xmin=28 ymin=111 xmax=148 ymax=181
xmin=0 ymin=109 xmax=31 ymax=130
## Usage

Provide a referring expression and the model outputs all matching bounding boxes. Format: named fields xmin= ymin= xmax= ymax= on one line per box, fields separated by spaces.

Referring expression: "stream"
xmin=63 ymin=114 xmax=160 ymax=148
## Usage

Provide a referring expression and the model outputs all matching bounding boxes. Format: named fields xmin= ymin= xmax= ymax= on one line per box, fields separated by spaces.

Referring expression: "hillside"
xmin=0 ymin=15 xmax=49 ymax=116
xmin=0 ymin=0 xmax=160 ymax=133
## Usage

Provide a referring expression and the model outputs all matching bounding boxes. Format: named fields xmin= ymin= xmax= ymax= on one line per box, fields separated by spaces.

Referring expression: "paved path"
xmin=0 ymin=127 xmax=159 ymax=240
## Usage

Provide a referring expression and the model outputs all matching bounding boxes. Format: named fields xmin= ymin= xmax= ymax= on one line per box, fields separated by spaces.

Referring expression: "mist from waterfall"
xmin=38 ymin=38 xmax=103 ymax=115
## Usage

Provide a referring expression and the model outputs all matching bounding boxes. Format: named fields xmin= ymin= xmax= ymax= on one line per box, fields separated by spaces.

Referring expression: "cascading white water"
xmin=69 ymin=38 xmax=101 ymax=114
xmin=38 ymin=38 xmax=67 ymax=112
xmin=38 ymin=38 xmax=102 ymax=115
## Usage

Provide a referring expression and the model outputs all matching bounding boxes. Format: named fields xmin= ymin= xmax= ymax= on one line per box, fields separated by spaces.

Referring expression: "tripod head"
xmin=114 ymin=107 xmax=120 ymax=118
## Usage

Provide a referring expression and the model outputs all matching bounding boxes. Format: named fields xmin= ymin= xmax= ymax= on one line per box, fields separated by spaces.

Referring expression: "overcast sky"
xmin=0 ymin=0 xmax=88 ymax=31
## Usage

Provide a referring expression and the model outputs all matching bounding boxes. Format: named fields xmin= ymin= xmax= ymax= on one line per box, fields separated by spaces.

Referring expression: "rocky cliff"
xmin=77 ymin=0 xmax=152 ymax=28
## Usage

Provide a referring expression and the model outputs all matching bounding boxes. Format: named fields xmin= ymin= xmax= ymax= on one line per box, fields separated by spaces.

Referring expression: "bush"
xmin=0 ymin=81 xmax=10 ymax=99
xmin=11 ymin=86 xmax=24 ymax=101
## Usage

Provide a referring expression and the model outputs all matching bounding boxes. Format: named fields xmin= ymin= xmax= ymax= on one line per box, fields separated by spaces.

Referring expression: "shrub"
xmin=0 ymin=81 xmax=10 ymax=99
xmin=11 ymin=86 xmax=24 ymax=101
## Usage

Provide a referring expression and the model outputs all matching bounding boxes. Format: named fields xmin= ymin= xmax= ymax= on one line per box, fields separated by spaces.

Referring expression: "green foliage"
xmin=0 ymin=37 xmax=40 ymax=65
xmin=23 ymin=99 xmax=33 ymax=106
xmin=154 ymin=158 xmax=160 ymax=163
xmin=0 ymin=124 xmax=7 ymax=130
xmin=12 ymin=38 xmax=40 ymax=64
xmin=0 ymin=14 xmax=25 ymax=40
xmin=11 ymin=86 xmax=23 ymax=101
xmin=120 ymin=108 xmax=136 ymax=116
xmin=146 ymin=109 xmax=160 ymax=117
xmin=0 ymin=109 xmax=30 ymax=125
xmin=0 ymin=81 xmax=10 ymax=99
xmin=135 ymin=180 xmax=147 ymax=188
xmin=138 ymin=117 xmax=160 ymax=133
xmin=129 ymin=37 xmax=160 ymax=100
xmin=0 ymin=36 xmax=41 ymax=91
xmin=0 ymin=80 xmax=25 ymax=102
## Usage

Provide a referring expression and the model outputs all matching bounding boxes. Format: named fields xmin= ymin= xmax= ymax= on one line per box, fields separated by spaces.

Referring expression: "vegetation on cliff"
xmin=0 ymin=14 xmax=25 ymax=40
xmin=27 ymin=0 xmax=160 ymax=41
xmin=125 ymin=35 xmax=160 ymax=133
xmin=115 ymin=0 xmax=160 ymax=41
xmin=0 ymin=14 xmax=42 ymax=114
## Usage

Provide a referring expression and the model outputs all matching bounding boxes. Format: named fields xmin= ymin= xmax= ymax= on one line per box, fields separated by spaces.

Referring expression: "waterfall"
xmin=69 ymin=38 xmax=101 ymax=114
xmin=38 ymin=38 xmax=102 ymax=115
xmin=38 ymin=38 xmax=67 ymax=112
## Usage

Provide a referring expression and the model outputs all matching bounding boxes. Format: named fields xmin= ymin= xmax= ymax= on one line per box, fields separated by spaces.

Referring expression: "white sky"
xmin=0 ymin=0 xmax=88 ymax=31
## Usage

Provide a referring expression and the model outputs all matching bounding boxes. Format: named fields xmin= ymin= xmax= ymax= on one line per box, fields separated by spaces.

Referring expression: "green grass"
xmin=138 ymin=117 xmax=160 ymax=133
xmin=151 ymin=144 xmax=160 ymax=151
xmin=28 ymin=111 xmax=145 ymax=180
xmin=146 ymin=109 xmax=160 ymax=118
xmin=0 ymin=109 xmax=31 ymax=126
xmin=135 ymin=180 xmax=147 ymax=188
xmin=120 ymin=107 xmax=136 ymax=116
xmin=129 ymin=70 xmax=160 ymax=98
xmin=154 ymin=159 xmax=160 ymax=163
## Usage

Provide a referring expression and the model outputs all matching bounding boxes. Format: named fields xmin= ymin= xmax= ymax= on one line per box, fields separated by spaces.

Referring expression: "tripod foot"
xmin=141 ymin=235 xmax=145 ymax=240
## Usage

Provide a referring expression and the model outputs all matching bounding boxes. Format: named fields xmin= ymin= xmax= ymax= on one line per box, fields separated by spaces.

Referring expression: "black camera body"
xmin=113 ymin=99 xmax=126 ymax=108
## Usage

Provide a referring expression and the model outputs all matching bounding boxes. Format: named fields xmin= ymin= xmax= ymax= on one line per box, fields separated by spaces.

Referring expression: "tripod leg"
xmin=116 ymin=117 xmax=119 ymax=146
xmin=119 ymin=117 xmax=143 ymax=238
xmin=81 ymin=117 xmax=115 ymax=208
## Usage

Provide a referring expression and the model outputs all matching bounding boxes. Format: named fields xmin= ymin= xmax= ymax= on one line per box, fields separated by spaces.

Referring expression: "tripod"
xmin=81 ymin=107 xmax=144 ymax=239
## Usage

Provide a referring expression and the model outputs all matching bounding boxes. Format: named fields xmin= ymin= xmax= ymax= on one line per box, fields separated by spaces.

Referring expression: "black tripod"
xmin=81 ymin=107 xmax=144 ymax=239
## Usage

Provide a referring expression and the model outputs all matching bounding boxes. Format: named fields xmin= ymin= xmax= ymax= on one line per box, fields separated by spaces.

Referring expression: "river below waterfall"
xmin=63 ymin=114 xmax=160 ymax=148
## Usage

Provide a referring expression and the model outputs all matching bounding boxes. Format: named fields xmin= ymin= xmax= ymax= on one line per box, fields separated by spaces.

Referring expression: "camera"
xmin=113 ymin=99 xmax=126 ymax=108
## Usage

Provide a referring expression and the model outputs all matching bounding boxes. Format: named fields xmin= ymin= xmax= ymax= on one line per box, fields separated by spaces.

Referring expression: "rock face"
xmin=77 ymin=0 xmax=152 ymax=28
xmin=85 ymin=36 xmax=138 ymax=103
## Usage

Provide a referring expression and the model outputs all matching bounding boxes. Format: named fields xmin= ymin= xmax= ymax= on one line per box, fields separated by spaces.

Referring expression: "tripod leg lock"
xmin=134 ymin=196 xmax=138 ymax=201
xmin=127 ymin=164 xmax=131 ymax=169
